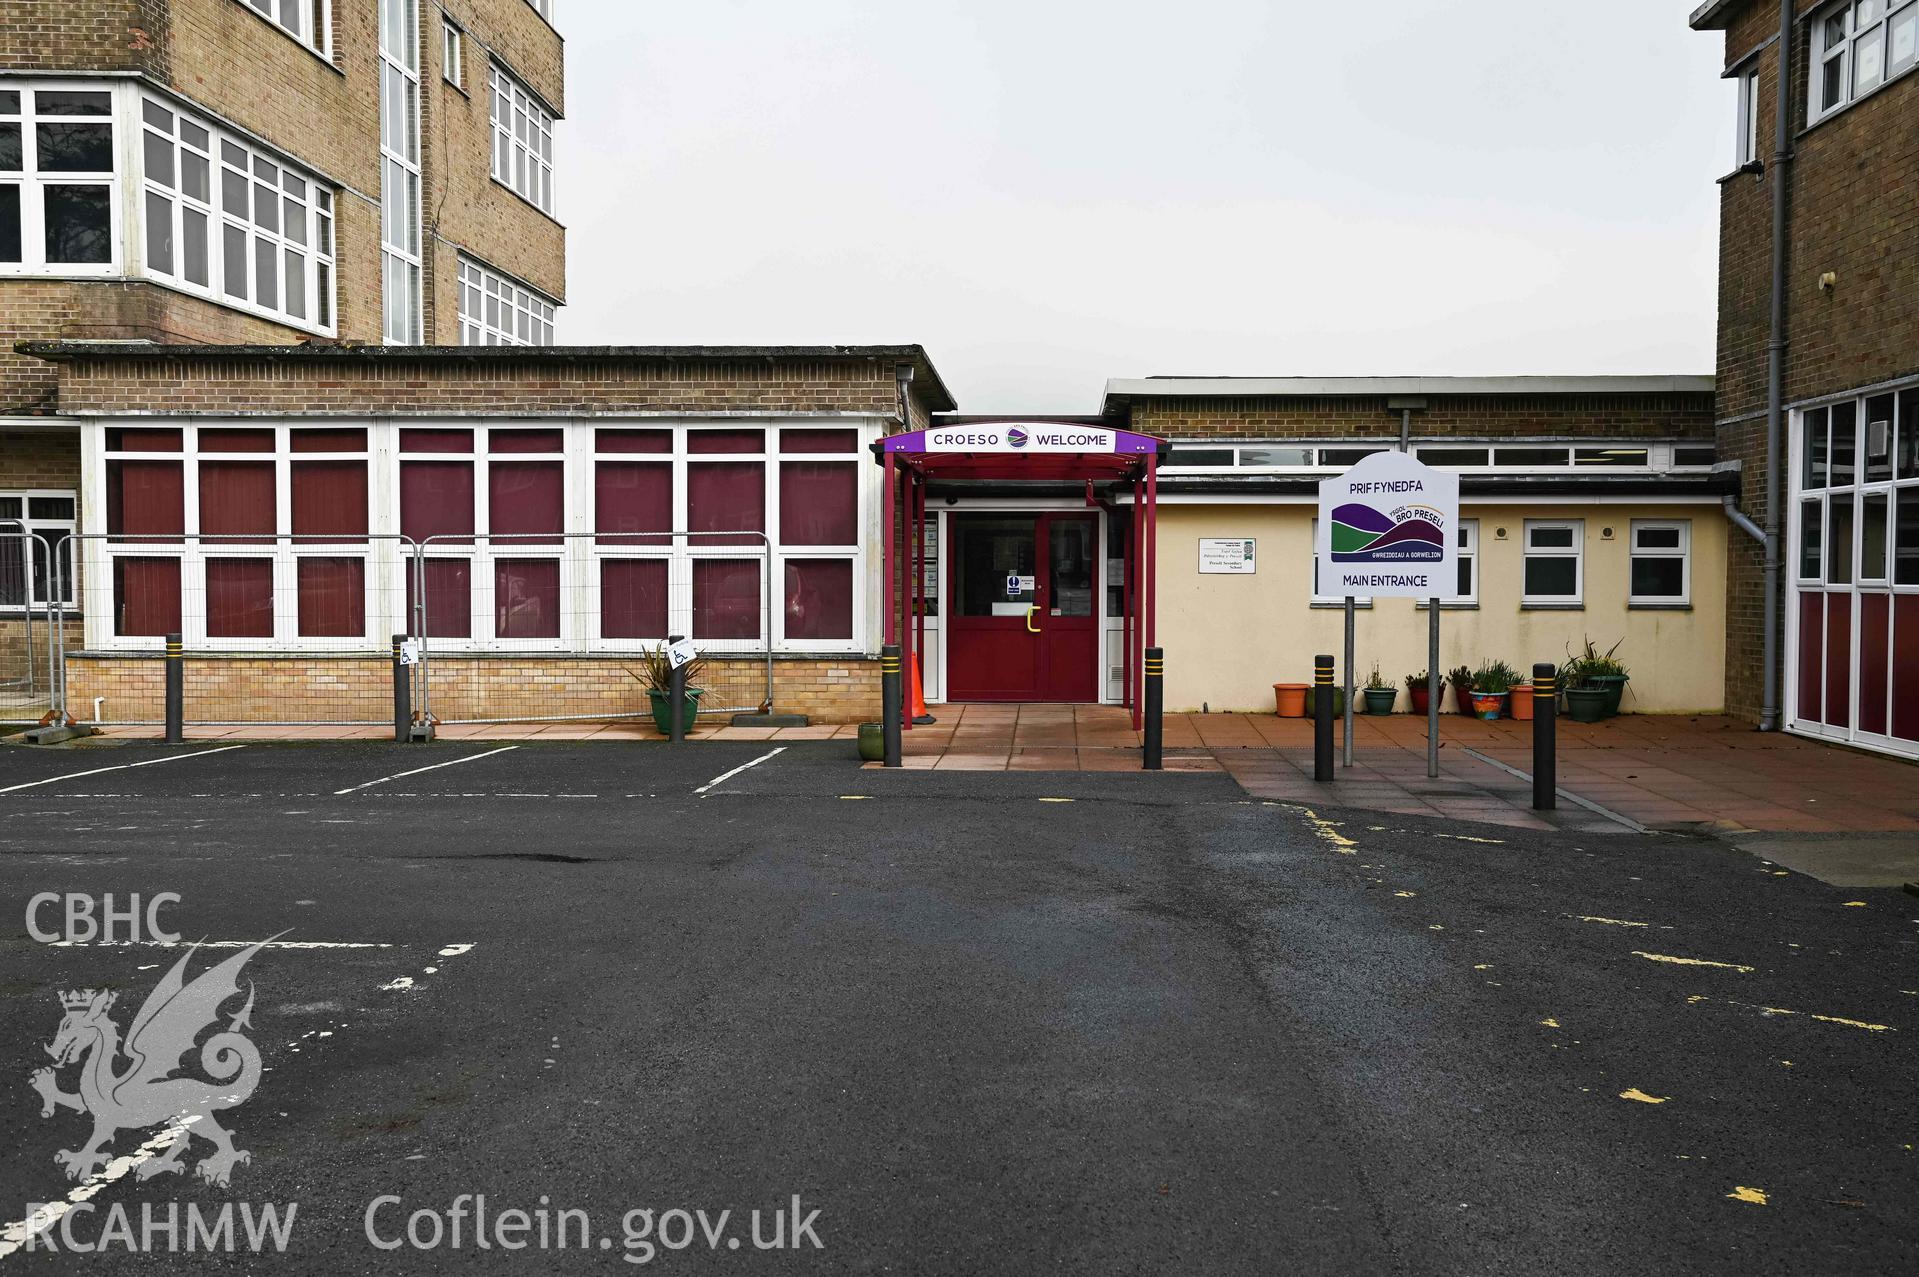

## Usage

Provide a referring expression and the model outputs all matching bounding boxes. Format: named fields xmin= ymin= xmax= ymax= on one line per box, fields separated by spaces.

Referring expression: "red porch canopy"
xmin=873 ymin=422 xmax=1168 ymax=732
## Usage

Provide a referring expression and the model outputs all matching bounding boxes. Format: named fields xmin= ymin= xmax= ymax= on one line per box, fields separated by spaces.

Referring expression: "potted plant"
xmin=1448 ymin=664 xmax=1476 ymax=717
xmin=1406 ymin=670 xmax=1442 ymax=715
xmin=1272 ymin=682 xmax=1308 ymax=717
xmin=1304 ymin=685 xmax=1345 ymax=718
xmin=857 ymin=722 xmax=886 ymax=761
xmin=1363 ymin=665 xmax=1397 ymax=715
xmin=1468 ymin=660 xmax=1518 ymax=721
xmin=1509 ymin=677 xmax=1535 ymax=721
xmin=1571 ymin=638 xmax=1630 ymax=717
xmin=631 ymin=643 xmax=706 ymax=735
xmin=1563 ymin=667 xmax=1611 ymax=723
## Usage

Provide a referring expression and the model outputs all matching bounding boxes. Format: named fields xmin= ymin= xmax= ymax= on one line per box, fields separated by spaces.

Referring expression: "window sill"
xmin=1628 ymin=601 xmax=1692 ymax=611
xmin=228 ymin=1 xmax=344 ymax=77
xmin=1716 ymin=160 xmax=1765 ymax=184
xmin=1798 ymin=59 xmax=1919 ymax=141
xmin=1519 ymin=601 xmax=1585 ymax=611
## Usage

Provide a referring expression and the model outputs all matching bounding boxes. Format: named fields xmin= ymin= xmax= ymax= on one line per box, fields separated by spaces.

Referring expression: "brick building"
xmin=1692 ymin=0 xmax=1919 ymax=760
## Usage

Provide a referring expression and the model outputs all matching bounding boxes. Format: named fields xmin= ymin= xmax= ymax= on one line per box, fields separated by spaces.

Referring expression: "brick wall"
xmin=0 ymin=1 xmax=169 ymax=76
xmin=0 ymin=430 xmax=82 ymax=490
xmin=1127 ymin=393 xmax=1715 ymax=440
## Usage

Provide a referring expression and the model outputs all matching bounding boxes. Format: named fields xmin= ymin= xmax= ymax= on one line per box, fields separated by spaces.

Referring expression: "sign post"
xmin=1314 ymin=452 xmax=1461 ymax=778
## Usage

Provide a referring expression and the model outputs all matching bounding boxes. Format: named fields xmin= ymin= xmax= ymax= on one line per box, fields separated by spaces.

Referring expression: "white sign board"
xmin=398 ymin=638 xmax=422 ymax=666
xmin=1198 ymin=538 xmax=1257 ymax=574
xmin=666 ymin=638 xmax=698 ymax=670
xmin=1314 ymin=451 xmax=1460 ymax=599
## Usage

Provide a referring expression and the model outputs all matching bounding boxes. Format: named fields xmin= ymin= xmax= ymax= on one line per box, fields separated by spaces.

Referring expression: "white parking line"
xmin=332 ymin=746 xmax=520 ymax=795
xmin=694 ymin=747 xmax=786 ymax=795
xmin=0 ymin=745 xmax=248 ymax=796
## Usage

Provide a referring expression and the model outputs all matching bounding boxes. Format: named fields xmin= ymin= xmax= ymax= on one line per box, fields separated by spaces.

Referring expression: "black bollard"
xmin=1143 ymin=647 xmax=1164 ymax=770
xmin=164 ymin=631 xmax=184 ymax=744
xmin=391 ymin=634 xmax=410 ymax=743
xmin=667 ymin=634 xmax=688 ymax=743
xmin=1313 ymin=653 xmax=1334 ymax=782
xmin=881 ymin=644 xmax=902 ymax=768
xmin=1532 ymin=661 xmax=1557 ymax=810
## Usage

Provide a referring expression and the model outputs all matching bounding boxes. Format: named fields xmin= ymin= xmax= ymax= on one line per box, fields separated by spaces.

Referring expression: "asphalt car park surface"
xmin=0 ymin=739 xmax=1914 ymax=1274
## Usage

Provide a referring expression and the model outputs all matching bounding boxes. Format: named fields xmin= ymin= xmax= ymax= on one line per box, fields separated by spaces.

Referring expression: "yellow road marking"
xmin=1574 ymin=915 xmax=1650 ymax=928
xmin=1632 ymin=951 xmax=1754 ymax=974
xmin=1539 ymin=1017 xmax=1561 ymax=1028
xmin=1301 ymin=809 xmax=1357 ymax=851
xmin=1393 ymin=890 xmax=1417 ymax=898
xmin=1726 ymin=1186 xmax=1768 ymax=1205
xmin=1620 ymin=1088 xmax=1667 ymax=1104
xmin=1686 ymin=996 xmax=1893 ymax=1032
xmin=1841 ymin=901 xmax=1867 ymax=907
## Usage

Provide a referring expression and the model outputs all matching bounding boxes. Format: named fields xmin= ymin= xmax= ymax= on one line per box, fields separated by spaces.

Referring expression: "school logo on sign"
xmin=1005 ymin=427 xmax=1028 ymax=448
xmin=1329 ymin=501 xmax=1444 ymax=562
xmin=1315 ymin=451 xmax=1460 ymax=599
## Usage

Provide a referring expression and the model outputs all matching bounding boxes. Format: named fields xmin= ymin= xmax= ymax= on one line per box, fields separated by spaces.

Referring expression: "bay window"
xmin=490 ymin=62 xmax=554 ymax=215
xmin=1810 ymin=0 xmax=1919 ymax=122
xmin=457 ymin=256 xmax=555 ymax=346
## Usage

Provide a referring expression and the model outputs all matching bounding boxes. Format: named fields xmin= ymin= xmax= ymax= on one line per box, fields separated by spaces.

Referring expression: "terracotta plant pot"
xmin=1509 ymin=683 xmax=1534 ymax=721
xmin=1469 ymin=691 xmax=1508 ymax=721
xmin=1273 ymin=683 xmax=1308 ymax=717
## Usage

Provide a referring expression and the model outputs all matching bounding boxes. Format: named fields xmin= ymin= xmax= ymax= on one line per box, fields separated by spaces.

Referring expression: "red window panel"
xmin=490 ymin=428 xmax=563 ymax=453
xmin=297 ymin=557 xmax=365 ymax=638
xmin=1825 ymin=594 xmax=1851 ymax=729
xmin=1859 ymin=593 xmax=1891 ymax=736
xmin=783 ymin=559 xmax=852 ymax=641
xmin=688 ymin=429 xmax=763 ymax=454
xmin=488 ymin=461 xmax=563 ymax=544
xmin=779 ymin=461 xmax=857 ymax=545
xmin=779 ymin=428 xmax=857 ymax=453
xmin=106 ymin=427 xmax=183 ymax=451
xmin=1797 ymin=591 xmax=1823 ymax=724
xmin=693 ymin=559 xmax=760 ymax=640
xmin=495 ymin=558 xmax=560 ymax=638
xmin=199 ymin=427 xmax=275 ymax=452
xmin=204 ymin=558 xmax=274 ymax=639
xmin=1893 ymin=595 xmax=1919 ymax=743
xmin=291 ymin=461 xmax=368 ymax=541
xmin=595 ymin=429 xmax=671 ymax=454
xmin=595 ymin=461 xmax=671 ymax=546
xmin=112 ymin=557 xmax=181 ymax=637
xmin=600 ymin=559 xmax=669 ymax=639
xmin=106 ymin=460 xmax=184 ymax=539
xmin=407 ymin=558 xmax=471 ymax=638
xmin=400 ymin=461 xmax=474 ymax=543
xmin=198 ymin=461 xmax=275 ymax=544
xmin=290 ymin=427 xmax=367 ymax=453
xmin=687 ymin=461 xmax=763 ymax=546
xmin=399 ymin=428 xmax=473 ymax=453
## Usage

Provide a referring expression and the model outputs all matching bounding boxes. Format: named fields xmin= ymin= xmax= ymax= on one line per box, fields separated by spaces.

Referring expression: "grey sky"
xmin=555 ymin=1 xmax=1729 ymax=413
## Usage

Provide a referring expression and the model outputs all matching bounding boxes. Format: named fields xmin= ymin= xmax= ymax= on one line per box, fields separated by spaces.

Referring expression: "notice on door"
xmin=1198 ymin=538 xmax=1257 ymax=574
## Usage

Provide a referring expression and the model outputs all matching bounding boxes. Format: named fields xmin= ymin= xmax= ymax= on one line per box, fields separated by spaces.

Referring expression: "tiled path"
xmin=84 ymin=706 xmax=1919 ymax=836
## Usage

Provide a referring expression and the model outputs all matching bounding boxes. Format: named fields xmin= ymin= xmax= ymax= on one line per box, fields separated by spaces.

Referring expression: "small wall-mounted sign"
xmin=1198 ymin=538 xmax=1257 ymax=574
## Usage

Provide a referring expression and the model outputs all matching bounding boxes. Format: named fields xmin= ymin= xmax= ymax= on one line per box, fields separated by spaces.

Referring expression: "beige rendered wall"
xmin=1153 ymin=503 xmax=1728 ymax=716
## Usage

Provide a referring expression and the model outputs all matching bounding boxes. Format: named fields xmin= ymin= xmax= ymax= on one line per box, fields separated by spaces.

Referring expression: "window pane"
xmin=0 ymin=124 xmax=17 ymax=171
xmin=0 ymin=185 xmax=20 ymax=263
xmin=106 ymin=427 xmax=183 ymax=450
xmin=1416 ymin=448 xmax=1488 ymax=467
xmin=494 ymin=558 xmax=559 ymax=638
xmin=1800 ymin=498 xmax=1824 ymax=579
xmin=399 ymin=427 xmax=471 ymax=452
xmin=490 ymin=428 xmax=563 ymax=453
xmin=1635 ymin=526 xmax=1682 ymax=550
xmin=1529 ymin=526 xmax=1575 ymax=549
xmin=297 ymin=558 xmax=365 ymax=637
xmin=1855 ymin=22 xmax=1885 ymax=90
xmin=408 ymin=558 xmax=471 ymax=638
xmin=1167 ymin=448 xmax=1234 ymax=467
xmin=1893 ymin=4 xmax=1918 ymax=73
xmin=182 ymin=207 xmax=208 ymax=284
xmin=1829 ymin=493 xmax=1855 ymax=584
xmin=1574 ymin=447 xmax=1649 ymax=466
xmin=1494 ymin=447 xmax=1570 ymax=467
xmin=688 ymin=429 xmax=763 ymax=454
xmin=143 ymin=130 xmax=173 ymax=187
xmin=687 ymin=462 xmax=764 ymax=544
xmin=143 ymin=191 xmax=173 ymax=273
xmin=779 ymin=462 xmax=857 ymax=545
xmin=198 ymin=461 xmax=275 ymax=541
xmin=595 ymin=461 xmax=671 ymax=546
xmin=36 ymin=122 xmax=113 ymax=171
xmin=204 ymin=558 xmax=274 ymax=638
xmin=28 ymin=496 xmax=74 ymax=520
xmin=1237 ymin=446 xmax=1314 ymax=467
xmin=1862 ymin=492 xmax=1890 ymax=580
xmin=37 ymin=91 xmax=110 ymax=115
xmin=254 ymin=235 xmax=278 ymax=309
xmin=692 ymin=559 xmax=760 ymax=640
xmin=1631 ymin=558 xmax=1685 ymax=598
xmin=1900 ymin=391 xmax=1919 ymax=479
xmin=1320 ymin=447 xmax=1388 ymax=466
xmin=779 ymin=428 xmax=858 ymax=453
xmin=113 ymin=557 xmax=182 ymax=637
xmin=600 ymin=559 xmax=668 ymax=639
xmin=1865 ymin=394 xmax=1896 ymax=481
xmin=1831 ymin=401 xmax=1858 ymax=486
xmin=223 ymin=222 xmax=247 ymax=298
xmin=488 ymin=461 xmax=563 ymax=543
xmin=783 ymin=560 xmax=853 ymax=640
xmin=1457 ymin=556 xmax=1474 ymax=598
xmin=1524 ymin=557 xmax=1578 ymax=598
xmin=400 ymin=461 xmax=474 ymax=541
xmin=595 ymin=429 xmax=671 ymax=453
xmin=1803 ymin=407 xmax=1829 ymax=488
xmin=182 ymin=152 xmax=209 ymax=202
xmin=291 ymin=461 xmax=368 ymax=540
xmin=0 ymin=534 xmax=23 ymax=606
xmin=106 ymin=460 xmax=184 ymax=537
xmin=291 ymin=426 xmax=366 ymax=452
xmin=1674 ymin=446 xmax=1716 ymax=466
xmin=44 ymin=185 xmax=111 ymax=263
xmin=1896 ymin=490 xmax=1919 ymax=585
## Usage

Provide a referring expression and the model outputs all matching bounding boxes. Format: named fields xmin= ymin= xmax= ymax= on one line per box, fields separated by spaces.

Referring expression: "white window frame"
xmin=236 ymin=0 xmax=332 ymax=59
xmin=0 ymin=81 xmax=121 ymax=277
xmin=457 ymin=255 xmax=555 ymax=346
xmin=1735 ymin=64 xmax=1760 ymax=167
xmin=1809 ymin=0 xmax=1919 ymax=123
xmin=1628 ymin=519 xmax=1692 ymax=606
xmin=1521 ymin=519 xmax=1584 ymax=606
xmin=380 ymin=0 xmax=423 ymax=344
xmin=523 ymin=0 xmax=554 ymax=23
xmin=489 ymin=62 xmax=554 ymax=215
xmin=441 ymin=17 xmax=463 ymax=88
xmin=0 ymin=489 xmax=77 ymax=611
xmin=138 ymin=93 xmax=336 ymax=335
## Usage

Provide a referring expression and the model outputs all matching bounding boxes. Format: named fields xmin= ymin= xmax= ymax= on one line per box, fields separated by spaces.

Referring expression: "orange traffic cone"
xmin=908 ymin=650 xmax=936 ymax=724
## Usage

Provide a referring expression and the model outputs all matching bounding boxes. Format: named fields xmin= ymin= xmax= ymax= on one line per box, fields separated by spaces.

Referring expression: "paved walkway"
xmin=69 ymin=705 xmax=1919 ymax=838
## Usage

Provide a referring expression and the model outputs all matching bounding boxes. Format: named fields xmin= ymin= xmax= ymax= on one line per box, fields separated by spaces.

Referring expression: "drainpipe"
xmin=1758 ymin=0 xmax=1793 ymax=732
xmin=1722 ymin=495 xmax=1765 ymax=547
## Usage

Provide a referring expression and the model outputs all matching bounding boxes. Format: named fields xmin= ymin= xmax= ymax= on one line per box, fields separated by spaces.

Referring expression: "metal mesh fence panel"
xmin=414 ymin=532 xmax=774 ymax=724
xmin=1 ymin=526 xmax=64 ymax=725
xmin=69 ymin=534 xmax=416 ymax=727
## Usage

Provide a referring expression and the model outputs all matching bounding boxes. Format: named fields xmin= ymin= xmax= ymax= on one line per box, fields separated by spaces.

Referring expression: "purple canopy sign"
xmin=1314 ymin=451 xmax=1460 ymax=599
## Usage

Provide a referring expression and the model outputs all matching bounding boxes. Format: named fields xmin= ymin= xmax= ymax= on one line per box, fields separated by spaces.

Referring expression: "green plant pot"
xmin=1585 ymin=674 xmax=1629 ymax=717
xmin=1363 ymin=688 xmax=1398 ymax=715
xmin=857 ymin=722 xmax=885 ymax=762
xmin=1565 ymin=687 xmax=1610 ymax=724
xmin=1303 ymin=687 xmax=1345 ymax=718
xmin=647 ymin=687 xmax=704 ymax=735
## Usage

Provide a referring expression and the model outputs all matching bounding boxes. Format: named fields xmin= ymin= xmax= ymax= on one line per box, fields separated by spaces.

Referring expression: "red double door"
xmin=945 ymin=513 xmax=1100 ymax=703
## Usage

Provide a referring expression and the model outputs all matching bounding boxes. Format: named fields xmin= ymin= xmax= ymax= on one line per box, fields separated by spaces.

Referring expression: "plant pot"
xmin=1453 ymin=683 xmax=1477 ymax=717
xmin=857 ymin=722 xmax=885 ymax=762
xmin=1408 ymin=685 xmax=1434 ymax=715
xmin=1565 ymin=687 xmax=1610 ymax=724
xmin=1363 ymin=687 xmax=1398 ymax=715
xmin=1273 ymin=683 xmax=1308 ymax=717
xmin=1468 ymin=690 xmax=1508 ymax=721
xmin=647 ymin=686 xmax=705 ymax=735
xmin=1303 ymin=686 xmax=1346 ymax=718
xmin=1586 ymin=673 xmax=1629 ymax=717
xmin=1509 ymin=683 xmax=1534 ymax=721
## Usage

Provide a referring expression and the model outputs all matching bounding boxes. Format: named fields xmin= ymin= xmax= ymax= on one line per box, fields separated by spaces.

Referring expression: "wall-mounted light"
xmin=1601 ymin=527 xmax=1615 ymax=540
xmin=1495 ymin=527 xmax=1509 ymax=540
xmin=1818 ymin=271 xmax=1838 ymax=293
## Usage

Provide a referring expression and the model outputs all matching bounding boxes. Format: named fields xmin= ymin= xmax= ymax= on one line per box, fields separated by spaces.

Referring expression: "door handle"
xmin=1025 ymin=605 xmax=1041 ymax=633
